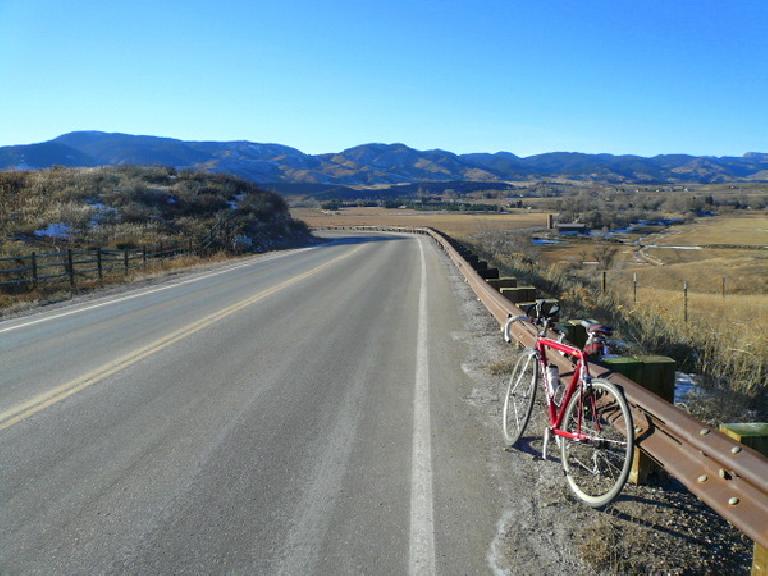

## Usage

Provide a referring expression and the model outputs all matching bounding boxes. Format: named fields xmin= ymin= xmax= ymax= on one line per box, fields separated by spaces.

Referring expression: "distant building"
xmin=556 ymin=223 xmax=589 ymax=236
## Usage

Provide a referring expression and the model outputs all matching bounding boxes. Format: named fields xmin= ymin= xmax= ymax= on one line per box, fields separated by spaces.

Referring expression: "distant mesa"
xmin=1 ymin=131 xmax=767 ymax=186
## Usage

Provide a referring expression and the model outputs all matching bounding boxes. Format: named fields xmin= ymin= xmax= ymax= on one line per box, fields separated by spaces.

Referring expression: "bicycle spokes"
xmin=502 ymin=352 xmax=537 ymax=448
xmin=560 ymin=379 xmax=634 ymax=507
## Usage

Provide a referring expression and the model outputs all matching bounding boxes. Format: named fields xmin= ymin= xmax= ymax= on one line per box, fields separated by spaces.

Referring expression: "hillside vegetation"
xmin=0 ymin=166 xmax=309 ymax=256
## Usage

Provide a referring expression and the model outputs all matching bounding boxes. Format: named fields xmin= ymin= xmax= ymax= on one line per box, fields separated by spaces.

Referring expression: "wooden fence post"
xmin=31 ymin=252 xmax=38 ymax=289
xmin=142 ymin=247 xmax=147 ymax=270
xmin=683 ymin=281 xmax=688 ymax=322
xmin=722 ymin=276 xmax=726 ymax=299
xmin=123 ymin=249 xmax=129 ymax=275
xmin=67 ymin=249 xmax=75 ymax=290
xmin=97 ymin=247 xmax=103 ymax=283
xmin=601 ymin=270 xmax=607 ymax=293
xmin=633 ymin=272 xmax=637 ymax=304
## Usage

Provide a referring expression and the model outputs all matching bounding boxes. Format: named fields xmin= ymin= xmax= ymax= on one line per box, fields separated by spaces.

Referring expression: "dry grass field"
xmin=523 ymin=215 xmax=768 ymax=296
xmin=653 ymin=214 xmax=768 ymax=246
xmin=291 ymin=207 xmax=549 ymax=239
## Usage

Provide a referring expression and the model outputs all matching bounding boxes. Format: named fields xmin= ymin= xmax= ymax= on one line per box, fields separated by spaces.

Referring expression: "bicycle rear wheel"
xmin=560 ymin=378 xmax=634 ymax=507
xmin=502 ymin=350 xmax=538 ymax=448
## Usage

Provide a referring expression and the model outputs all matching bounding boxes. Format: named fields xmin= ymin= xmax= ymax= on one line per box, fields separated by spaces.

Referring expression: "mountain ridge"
xmin=1 ymin=131 xmax=767 ymax=185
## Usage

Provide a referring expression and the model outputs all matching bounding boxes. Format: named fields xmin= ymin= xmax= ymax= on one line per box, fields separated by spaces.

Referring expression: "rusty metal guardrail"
xmin=317 ymin=224 xmax=768 ymax=550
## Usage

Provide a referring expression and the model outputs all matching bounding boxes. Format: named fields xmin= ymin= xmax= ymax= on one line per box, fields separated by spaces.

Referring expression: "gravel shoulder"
xmin=440 ymin=246 xmax=752 ymax=575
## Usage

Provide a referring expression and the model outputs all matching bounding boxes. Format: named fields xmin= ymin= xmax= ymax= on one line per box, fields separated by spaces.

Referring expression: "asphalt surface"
xmin=0 ymin=232 xmax=499 ymax=575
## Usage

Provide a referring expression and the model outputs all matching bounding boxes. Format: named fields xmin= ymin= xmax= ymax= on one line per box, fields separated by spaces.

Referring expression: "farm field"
xmin=652 ymin=214 xmax=768 ymax=246
xmin=291 ymin=206 xmax=549 ymax=238
xmin=630 ymin=215 xmax=768 ymax=296
xmin=522 ymin=215 xmax=768 ymax=297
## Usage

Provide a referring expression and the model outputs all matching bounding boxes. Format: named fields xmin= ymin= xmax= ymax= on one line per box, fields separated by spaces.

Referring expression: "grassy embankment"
xmin=0 ymin=166 xmax=309 ymax=309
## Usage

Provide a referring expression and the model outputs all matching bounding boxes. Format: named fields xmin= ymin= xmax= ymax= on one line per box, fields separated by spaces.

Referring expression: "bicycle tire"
xmin=502 ymin=350 xmax=538 ymax=448
xmin=560 ymin=378 xmax=634 ymax=507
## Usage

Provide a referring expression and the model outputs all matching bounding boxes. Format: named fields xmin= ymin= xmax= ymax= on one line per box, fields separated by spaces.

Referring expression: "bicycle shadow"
xmin=600 ymin=503 xmax=713 ymax=547
xmin=512 ymin=435 xmax=562 ymax=465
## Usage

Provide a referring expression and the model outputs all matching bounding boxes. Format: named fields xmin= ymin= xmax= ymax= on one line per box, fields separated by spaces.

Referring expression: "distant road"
xmin=0 ymin=232 xmax=499 ymax=575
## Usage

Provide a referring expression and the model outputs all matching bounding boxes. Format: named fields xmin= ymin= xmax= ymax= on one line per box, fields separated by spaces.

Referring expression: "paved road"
xmin=0 ymin=232 xmax=500 ymax=575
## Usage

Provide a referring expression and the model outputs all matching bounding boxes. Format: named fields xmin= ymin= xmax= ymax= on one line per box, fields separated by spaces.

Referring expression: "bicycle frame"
xmin=536 ymin=338 xmax=597 ymax=442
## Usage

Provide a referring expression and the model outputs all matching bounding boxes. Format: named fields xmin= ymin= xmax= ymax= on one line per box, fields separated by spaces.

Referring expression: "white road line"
xmin=409 ymin=238 xmax=436 ymax=576
xmin=0 ymin=247 xmax=314 ymax=334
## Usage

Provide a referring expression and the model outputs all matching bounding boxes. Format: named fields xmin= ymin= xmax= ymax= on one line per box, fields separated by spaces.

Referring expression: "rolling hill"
xmin=1 ymin=131 xmax=767 ymax=185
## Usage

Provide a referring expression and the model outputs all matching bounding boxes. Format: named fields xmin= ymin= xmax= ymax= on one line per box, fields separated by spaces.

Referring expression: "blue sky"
xmin=1 ymin=0 xmax=766 ymax=156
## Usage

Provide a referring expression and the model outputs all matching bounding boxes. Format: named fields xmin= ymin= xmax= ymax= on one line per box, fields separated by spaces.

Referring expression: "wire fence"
xmin=0 ymin=239 xmax=197 ymax=292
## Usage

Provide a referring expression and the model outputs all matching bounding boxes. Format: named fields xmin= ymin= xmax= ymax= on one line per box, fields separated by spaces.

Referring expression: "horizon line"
xmin=1 ymin=129 xmax=765 ymax=160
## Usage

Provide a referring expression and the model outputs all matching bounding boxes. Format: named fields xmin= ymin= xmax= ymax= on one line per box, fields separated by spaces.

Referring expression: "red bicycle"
xmin=502 ymin=301 xmax=634 ymax=507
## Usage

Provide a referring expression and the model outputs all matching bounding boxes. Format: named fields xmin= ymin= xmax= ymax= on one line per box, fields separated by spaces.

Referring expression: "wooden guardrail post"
xmin=602 ymin=355 xmax=676 ymax=484
xmin=719 ymin=423 xmax=768 ymax=575
xmin=558 ymin=320 xmax=588 ymax=349
xmin=96 ymin=247 xmax=103 ymax=283
xmin=487 ymin=277 xmax=518 ymax=291
xmin=67 ymin=249 xmax=75 ymax=290
xmin=500 ymin=286 xmax=537 ymax=304
xmin=479 ymin=267 xmax=500 ymax=280
xmin=31 ymin=252 xmax=38 ymax=289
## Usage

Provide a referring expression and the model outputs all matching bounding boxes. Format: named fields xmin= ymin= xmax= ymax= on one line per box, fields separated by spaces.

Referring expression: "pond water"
xmin=33 ymin=223 xmax=71 ymax=239
xmin=674 ymin=371 xmax=712 ymax=405
xmin=531 ymin=238 xmax=562 ymax=245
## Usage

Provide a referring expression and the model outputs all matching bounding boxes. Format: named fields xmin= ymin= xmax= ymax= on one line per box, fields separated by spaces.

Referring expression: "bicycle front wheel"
xmin=560 ymin=378 xmax=634 ymax=507
xmin=502 ymin=350 xmax=538 ymax=448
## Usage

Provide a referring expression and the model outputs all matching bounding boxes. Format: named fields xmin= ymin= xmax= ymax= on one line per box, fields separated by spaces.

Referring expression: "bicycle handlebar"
xmin=503 ymin=315 xmax=530 ymax=343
